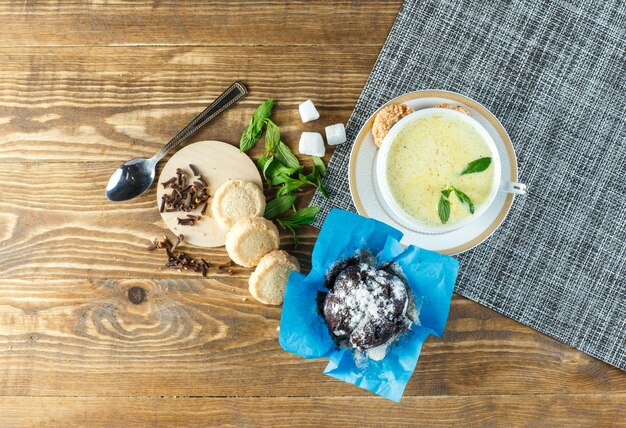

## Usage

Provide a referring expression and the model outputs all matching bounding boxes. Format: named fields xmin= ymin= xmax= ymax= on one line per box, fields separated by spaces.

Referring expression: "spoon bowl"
xmin=105 ymin=81 xmax=248 ymax=202
xmin=105 ymin=157 xmax=156 ymax=202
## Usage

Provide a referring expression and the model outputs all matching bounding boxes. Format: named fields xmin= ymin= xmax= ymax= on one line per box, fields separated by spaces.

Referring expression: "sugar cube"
xmin=298 ymin=99 xmax=320 ymax=123
xmin=299 ymin=132 xmax=326 ymax=157
xmin=325 ymin=123 xmax=346 ymax=146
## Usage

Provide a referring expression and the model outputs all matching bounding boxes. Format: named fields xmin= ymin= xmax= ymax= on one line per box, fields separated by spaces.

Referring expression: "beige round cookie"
xmin=372 ymin=103 xmax=414 ymax=148
xmin=248 ymin=250 xmax=300 ymax=305
xmin=211 ymin=179 xmax=266 ymax=231
xmin=225 ymin=216 xmax=279 ymax=268
xmin=435 ymin=103 xmax=471 ymax=116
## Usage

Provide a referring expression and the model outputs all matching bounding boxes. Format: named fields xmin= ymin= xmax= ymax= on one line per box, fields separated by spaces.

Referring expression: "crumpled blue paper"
xmin=279 ymin=209 xmax=459 ymax=402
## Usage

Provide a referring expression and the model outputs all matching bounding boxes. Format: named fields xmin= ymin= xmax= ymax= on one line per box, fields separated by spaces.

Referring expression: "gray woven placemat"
xmin=310 ymin=0 xmax=625 ymax=370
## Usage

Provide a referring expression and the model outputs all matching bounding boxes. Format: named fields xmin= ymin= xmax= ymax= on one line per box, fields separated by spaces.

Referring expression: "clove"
xmin=159 ymin=165 xmax=210 ymax=224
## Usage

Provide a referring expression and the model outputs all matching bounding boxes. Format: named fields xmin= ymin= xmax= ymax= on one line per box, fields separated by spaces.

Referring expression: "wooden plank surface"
xmin=0 ymin=1 xmax=402 ymax=47
xmin=1 ymin=279 xmax=623 ymax=398
xmin=0 ymin=0 xmax=624 ymax=426
xmin=0 ymin=46 xmax=374 ymax=162
xmin=1 ymin=395 xmax=624 ymax=427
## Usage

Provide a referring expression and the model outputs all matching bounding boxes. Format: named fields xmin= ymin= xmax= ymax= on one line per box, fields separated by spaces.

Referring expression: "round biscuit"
xmin=248 ymin=250 xmax=300 ymax=305
xmin=372 ymin=103 xmax=413 ymax=148
xmin=435 ymin=103 xmax=471 ymax=116
xmin=211 ymin=180 xmax=265 ymax=231
xmin=225 ymin=216 xmax=279 ymax=268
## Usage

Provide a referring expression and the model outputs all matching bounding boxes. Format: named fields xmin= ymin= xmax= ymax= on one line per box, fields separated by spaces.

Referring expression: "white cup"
xmin=376 ymin=107 xmax=526 ymax=234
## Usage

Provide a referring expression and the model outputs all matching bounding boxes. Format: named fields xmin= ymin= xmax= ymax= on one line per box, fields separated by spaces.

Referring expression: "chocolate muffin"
xmin=323 ymin=263 xmax=411 ymax=351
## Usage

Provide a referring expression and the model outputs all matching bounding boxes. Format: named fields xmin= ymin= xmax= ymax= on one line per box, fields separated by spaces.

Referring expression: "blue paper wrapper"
xmin=279 ymin=209 xmax=459 ymax=402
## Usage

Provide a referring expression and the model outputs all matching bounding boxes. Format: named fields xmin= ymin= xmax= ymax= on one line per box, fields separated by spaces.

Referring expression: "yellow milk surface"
xmin=386 ymin=114 xmax=494 ymax=226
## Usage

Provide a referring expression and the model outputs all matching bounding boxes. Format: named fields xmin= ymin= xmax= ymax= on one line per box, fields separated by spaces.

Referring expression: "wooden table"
xmin=0 ymin=1 xmax=623 ymax=426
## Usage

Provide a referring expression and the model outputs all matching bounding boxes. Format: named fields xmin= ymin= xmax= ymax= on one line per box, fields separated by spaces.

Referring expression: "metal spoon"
xmin=105 ymin=81 xmax=248 ymax=202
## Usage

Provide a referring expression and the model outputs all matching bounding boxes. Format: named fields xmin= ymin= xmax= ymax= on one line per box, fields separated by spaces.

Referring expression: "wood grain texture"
xmin=0 ymin=1 xmax=402 ymax=47
xmin=0 ymin=46 xmax=375 ymax=162
xmin=0 ymin=279 xmax=623 ymax=397
xmin=0 ymin=161 xmax=319 ymax=279
xmin=1 ymin=395 xmax=624 ymax=427
xmin=0 ymin=1 xmax=624 ymax=426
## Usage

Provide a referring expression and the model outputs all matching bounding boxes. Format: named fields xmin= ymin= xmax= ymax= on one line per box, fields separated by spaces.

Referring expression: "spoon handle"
xmin=152 ymin=81 xmax=248 ymax=162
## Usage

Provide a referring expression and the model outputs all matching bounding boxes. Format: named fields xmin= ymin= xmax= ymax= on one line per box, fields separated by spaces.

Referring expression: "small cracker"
xmin=372 ymin=103 xmax=414 ymax=148
xmin=248 ymin=250 xmax=300 ymax=305
xmin=211 ymin=180 xmax=265 ymax=231
xmin=435 ymin=103 xmax=471 ymax=116
xmin=225 ymin=216 xmax=279 ymax=268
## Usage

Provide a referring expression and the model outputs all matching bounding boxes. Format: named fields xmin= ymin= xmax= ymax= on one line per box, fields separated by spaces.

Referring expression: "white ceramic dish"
xmin=348 ymin=90 xmax=525 ymax=255
xmin=376 ymin=107 xmax=503 ymax=234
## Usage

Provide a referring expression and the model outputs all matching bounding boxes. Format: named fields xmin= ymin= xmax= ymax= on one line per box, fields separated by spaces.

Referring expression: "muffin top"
xmin=323 ymin=263 xmax=411 ymax=351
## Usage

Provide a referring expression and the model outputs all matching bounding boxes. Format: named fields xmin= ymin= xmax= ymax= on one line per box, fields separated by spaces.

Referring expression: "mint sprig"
xmin=437 ymin=156 xmax=491 ymax=223
xmin=438 ymin=185 xmax=476 ymax=224
xmin=277 ymin=206 xmax=320 ymax=245
xmin=241 ymin=100 xmax=328 ymax=245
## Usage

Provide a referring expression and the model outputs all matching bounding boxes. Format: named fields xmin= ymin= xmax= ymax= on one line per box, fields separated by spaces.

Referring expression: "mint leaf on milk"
xmin=452 ymin=186 xmax=475 ymax=214
xmin=438 ymin=190 xmax=451 ymax=224
xmin=460 ymin=157 xmax=492 ymax=175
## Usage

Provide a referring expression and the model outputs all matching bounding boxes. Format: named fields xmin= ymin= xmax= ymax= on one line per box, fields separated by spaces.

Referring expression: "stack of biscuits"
xmin=211 ymin=179 xmax=300 ymax=305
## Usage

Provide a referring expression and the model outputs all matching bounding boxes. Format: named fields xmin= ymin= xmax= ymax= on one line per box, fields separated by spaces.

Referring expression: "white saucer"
xmin=348 ymin=90 xmax=519 ymax=255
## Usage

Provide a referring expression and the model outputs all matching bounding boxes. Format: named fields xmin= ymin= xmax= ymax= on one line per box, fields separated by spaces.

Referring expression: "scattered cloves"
xmin=160 ymin=165 xmax=210 ymax=224
xmin=217 ymin=260 xmax=235 ymax=275
xmin=148 ymin=235 xmax=211 ymax=278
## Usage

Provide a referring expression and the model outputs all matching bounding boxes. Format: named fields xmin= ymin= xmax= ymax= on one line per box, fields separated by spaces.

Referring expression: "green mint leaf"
xmin=261 ymin=157 xmax=275 ymax=183
xmin=312 ymin=156 xmax=327 ymax=177
xmin=438 ymin=192 xmax=451 ymax=224
xmin=275 ymin=141 xmax=300 ymax=169
xmin=277 ymin=206 xmax=320 ymax=247
xmin=276 ymin=179 xmax=306 ymax=196
xmin=264 ymin=194 xmax=296 ymax=219
xmin=277 ymin=206 xmax=320 ymax=228
xmin=316 ymin=175 xmax=329 ymax=198
xmin=240 ymin=99 xmax=274 ymax=152
xmin=240 ymin=130 xmax=256 ymax=153
xmin=270 ymin=169 xmax=303 ymax=186
xmin=264 ymin=119 xmax=280 ymax=154
xmin=262 ymin=158 xmax=303 ymax=185
xmin=298 ymin=172 xmax=313 ymax=184
xmin=276 ymin=206 xmax=321 ymax=249
xmin=257 ymin=155 xmax=276 ymax=185
xmin=307 ymin=156 xmax=328 ymax=198
xmin=257 ymin=155 xmax=271 ymax=170
xmin=452 ymin=186 xmax=475 ymax=214
xmin=257 ymin=154 xmax=272 ymax=174
xmin=441 ymin=187 xmax=453 ymax=198
xmin=460 ymin=157 xmax=492 ymax=175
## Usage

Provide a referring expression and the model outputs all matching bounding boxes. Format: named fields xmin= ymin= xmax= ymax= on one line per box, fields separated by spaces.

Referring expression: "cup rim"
xmin=376 ymin=107 xmax=502 ymax=234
